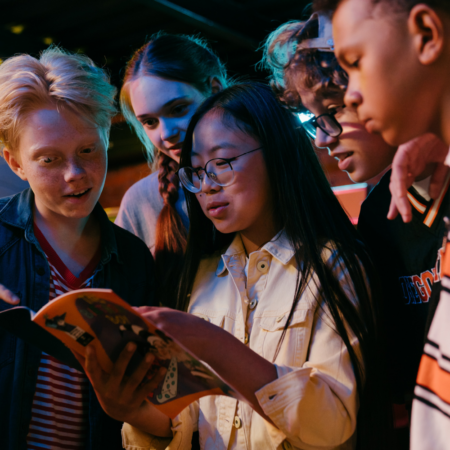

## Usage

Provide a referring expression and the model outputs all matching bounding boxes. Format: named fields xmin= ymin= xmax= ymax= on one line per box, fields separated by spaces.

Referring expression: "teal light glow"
xmin=298 ymin=112 xmax=314 ymax=123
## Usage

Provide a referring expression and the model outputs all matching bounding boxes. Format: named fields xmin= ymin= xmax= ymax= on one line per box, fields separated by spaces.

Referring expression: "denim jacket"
xmin=0 ymin=189 xmax=156 ymax=450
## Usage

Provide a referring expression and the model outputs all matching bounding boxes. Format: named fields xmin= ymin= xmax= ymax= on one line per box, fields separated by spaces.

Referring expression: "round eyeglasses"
xmin=178 ymin=147 xmax=262 ymax=193
xmin=298 ymin=106 xmax=345 ymax=140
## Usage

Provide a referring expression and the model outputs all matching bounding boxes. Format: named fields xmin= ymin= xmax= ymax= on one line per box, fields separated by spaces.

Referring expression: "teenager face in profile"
xmin=332 ymin=0 xmax=449 ymax=146
xmin=297 ymin=84 xmax=396 ymax=182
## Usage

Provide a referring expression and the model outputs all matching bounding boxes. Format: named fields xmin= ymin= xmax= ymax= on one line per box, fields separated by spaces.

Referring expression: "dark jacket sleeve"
xmin=111 ymin=224 xmax=157 ymax=308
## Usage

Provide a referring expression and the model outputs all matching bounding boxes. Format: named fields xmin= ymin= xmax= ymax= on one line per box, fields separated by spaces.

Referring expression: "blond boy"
xmin=0 ymin=47 xmax=156 ymax=450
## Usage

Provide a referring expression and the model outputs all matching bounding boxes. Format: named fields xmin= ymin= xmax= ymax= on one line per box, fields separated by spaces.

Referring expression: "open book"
xmin=0 ymin=289 xmax=235 ymax=418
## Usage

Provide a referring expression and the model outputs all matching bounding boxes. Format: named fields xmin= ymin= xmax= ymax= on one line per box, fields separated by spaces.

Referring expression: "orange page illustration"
xmin=0 ymin=289 xmax=235 ymax=418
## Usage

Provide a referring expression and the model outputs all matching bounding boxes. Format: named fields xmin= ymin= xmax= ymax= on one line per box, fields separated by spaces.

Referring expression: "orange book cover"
xmin=0 ymin=288 xmax=235 ymax=418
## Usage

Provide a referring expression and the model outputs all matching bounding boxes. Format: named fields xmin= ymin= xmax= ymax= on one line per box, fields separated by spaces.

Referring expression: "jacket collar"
xmin=0 ymin=188 xmax=121 ymax=264
xmin=407 ymin=173 xmax=450 ymax=228
xmin=215 ymin=230 xmax=296 ymax=276
xmin=0 ymin=188 xmax=34 ymax=230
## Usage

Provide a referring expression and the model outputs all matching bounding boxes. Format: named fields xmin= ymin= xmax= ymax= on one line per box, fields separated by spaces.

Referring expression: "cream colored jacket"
xmin=123 ymin=232 xmax=361 ymax=450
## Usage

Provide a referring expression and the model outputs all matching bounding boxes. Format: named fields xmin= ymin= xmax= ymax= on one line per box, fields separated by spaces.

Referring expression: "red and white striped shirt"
xmin=27 ymin=225 xmax=100 ymax=450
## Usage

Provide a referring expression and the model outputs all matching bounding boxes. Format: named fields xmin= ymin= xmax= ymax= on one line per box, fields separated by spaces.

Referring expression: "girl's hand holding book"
xmin=78 ymin=342 xmax=172 ymax=436
xmin=137 ymin=306 xmax=278 ymax=423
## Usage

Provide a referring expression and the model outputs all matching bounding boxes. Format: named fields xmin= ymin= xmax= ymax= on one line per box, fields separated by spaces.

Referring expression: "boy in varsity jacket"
xmin=263 ymin=15 xmax=449 ymax=447
xmin=312 ymin=0 xmax=450 ymax=448
xmin=358 ymin=165 xmax=450 ymax=403
xmin=0 ymin=48 xmax=157 ymax=450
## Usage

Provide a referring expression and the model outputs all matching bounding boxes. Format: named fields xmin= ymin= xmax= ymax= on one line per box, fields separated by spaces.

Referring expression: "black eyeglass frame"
xmin=178 ymin=146 xmax=263 ymax=193
xmin=301 ymin=105 xmax=345 ymax=139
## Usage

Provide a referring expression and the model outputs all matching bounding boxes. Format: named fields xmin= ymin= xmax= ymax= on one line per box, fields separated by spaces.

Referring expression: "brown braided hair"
xmin=153 ymin=153 xmax=187 ymax=304
xmin=120 ymin=32 xmax=227 ymax=306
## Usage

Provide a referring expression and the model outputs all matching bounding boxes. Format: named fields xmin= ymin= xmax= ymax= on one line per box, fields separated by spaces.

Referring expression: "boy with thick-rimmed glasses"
xmin=312 ymin=0 xmax=450 ymax=448
xmin=263 ymin=12 xmax=449 ymax=448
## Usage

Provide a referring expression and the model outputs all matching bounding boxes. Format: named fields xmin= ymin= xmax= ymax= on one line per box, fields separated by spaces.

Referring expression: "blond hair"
xmin=0 ymin=46 xmax=117 ymax=156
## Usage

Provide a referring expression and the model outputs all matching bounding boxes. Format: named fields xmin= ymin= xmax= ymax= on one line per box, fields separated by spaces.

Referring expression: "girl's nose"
xmin=201 ymin=172 xmax=220 ymax=193
xmin=160 ymin=119 xmax=179 ymax=142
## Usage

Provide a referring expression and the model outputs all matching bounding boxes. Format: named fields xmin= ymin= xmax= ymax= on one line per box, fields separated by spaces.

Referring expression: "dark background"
xmin=1 ymin=0 xmax=313 ymax=168
xmin=1 ymin=0 xmax=356 ymax=206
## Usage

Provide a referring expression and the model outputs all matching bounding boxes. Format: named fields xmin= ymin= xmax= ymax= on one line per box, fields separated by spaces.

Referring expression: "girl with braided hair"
xmin=116 ymin=33 xmax=228 ymax=306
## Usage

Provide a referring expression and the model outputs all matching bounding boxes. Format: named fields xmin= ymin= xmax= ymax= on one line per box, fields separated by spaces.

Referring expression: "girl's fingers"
xmin=136 ymin=366 xmax=167 ymax=399
xmin=388 ymin=177 xmax=412 ymax=222
xmin=133 ymin=306 xmax=160 ymax=313
xmin=85 ymin=345 xmax=108 ymax=389
xmin=72 ymin=351 xmax=87 ymax=371
xmin=429 ymin=163 xmax=449 ymax=199
xmin=122 ymin=352 xmax=157 ymax=398
xmin=0 ymin=284 xmax=20 ymax=305
xmin=394 ymin=193 xmax=412 ymax=223
xmin=387 ymin=200 xmax=399 ymax=221
xmin=389 ymin=149 xmax=414 ymax=223
xmin=107 ymin=342 xmax=138 ymax=391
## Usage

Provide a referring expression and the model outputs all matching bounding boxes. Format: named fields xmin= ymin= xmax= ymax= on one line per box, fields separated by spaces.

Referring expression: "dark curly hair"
xmin=261 ymin=15 xmax=347 ymax=112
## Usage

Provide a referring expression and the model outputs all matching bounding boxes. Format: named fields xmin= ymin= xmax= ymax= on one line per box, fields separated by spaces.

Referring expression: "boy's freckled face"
xmin=15 ymin=107 xmax=107 ymax=221
xmin=333 ymin=0 xmax=437 ymax=146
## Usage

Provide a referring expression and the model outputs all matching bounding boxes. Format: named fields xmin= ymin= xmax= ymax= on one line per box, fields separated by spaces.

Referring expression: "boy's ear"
xmin=210 ymin=77 xmax=224 ymax=94
xmin=408 ymin=4 xmax=445 ymax=66
xmin=3 ymin=149 xmax=28 ymax=181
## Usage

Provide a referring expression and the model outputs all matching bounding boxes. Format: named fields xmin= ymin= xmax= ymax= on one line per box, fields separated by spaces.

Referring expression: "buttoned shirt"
xmin=123 ymin=232 xmax=361 ymax=450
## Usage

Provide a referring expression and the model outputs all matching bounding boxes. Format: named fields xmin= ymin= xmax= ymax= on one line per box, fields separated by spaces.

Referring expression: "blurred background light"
xmin=298 ymin=112 xmax=314 ymax=123
xmin=0 ymin=0 xmax=381 ymax=222
xmin=10 ymin=24 xmax=25 ymax=34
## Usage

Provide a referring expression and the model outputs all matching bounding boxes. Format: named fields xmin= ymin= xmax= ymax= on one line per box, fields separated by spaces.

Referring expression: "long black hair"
xmin=177 ymin=82 xmax=390 ymax=449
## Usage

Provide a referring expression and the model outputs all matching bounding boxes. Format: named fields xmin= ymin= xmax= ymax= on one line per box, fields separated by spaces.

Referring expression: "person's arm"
xmin=388 ymin=133 xmax=448 ymax=222
xmin=81 ymin=342 xmax=172 ymax=437
xmin=138 ymin=300 xmax=359 ymax=449
xmin=137 ymin=307 xmax=278 ymax=423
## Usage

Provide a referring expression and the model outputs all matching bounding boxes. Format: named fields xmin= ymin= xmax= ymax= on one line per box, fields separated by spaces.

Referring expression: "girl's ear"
xmin=210 ymin=77 xmax=224 ymax=94
xmin=3 ymin=148 xmax=28 ymax=181
xmin=408 ymin=4 xmax=445 ymax=66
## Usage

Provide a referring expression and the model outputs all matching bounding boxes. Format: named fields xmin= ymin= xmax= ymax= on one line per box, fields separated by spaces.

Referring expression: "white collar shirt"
xmin=123 ymin=231 xmax=360 ymax=450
